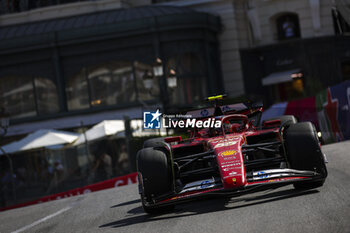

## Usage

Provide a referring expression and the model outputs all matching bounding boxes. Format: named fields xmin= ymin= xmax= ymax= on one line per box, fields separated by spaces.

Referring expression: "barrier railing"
xmin=0 ymin=172 xmax=137 ymax=212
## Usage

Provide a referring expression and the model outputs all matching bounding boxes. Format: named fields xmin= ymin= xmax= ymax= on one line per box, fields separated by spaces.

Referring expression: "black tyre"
xmin=143 ymin=137 xmax=165 ymax=148
xmin=285 ymin=122 xmax=327 ymax=190
xmin=264 ymin=115 xmax=297 ymax=127
xmin=137 ymin=147 xmax=174 ymax=214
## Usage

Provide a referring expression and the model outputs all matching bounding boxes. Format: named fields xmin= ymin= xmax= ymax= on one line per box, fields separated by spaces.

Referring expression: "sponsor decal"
xmin=223 ymin=168 xmax=239 ymax=172
xmin=229 ymin=171 xmax=237 ymax=176
xmin=257 ymin=171 xmax=268 ymax=179
xmin=219 ymin=150 xmax=237 ymax=157
xmin=223 ymin=156 xmax=236 ymax=160
xmin=180 ymin=178 xmax=215 ymax=194
xmin=232 ymin=178 xmax=237 ymax=183
xmin=200 ymin=180 xmax=212 ymax=189
xmin=209 ymin=136 xmax=239 ymax=144
xmin=221 ymin=162 xmax=241 ymax=166
xmin=200 ymin=109 xmax=209 ymax=117
xmin=208 ymin=138 xmax=223 ymax=143
xmin=214 ymin=141 xmax=238 ymax=149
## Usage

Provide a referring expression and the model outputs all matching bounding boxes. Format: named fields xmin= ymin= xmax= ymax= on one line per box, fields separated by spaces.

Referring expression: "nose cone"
xmin=210 ymin=135 xmax=247 ymax=189
xmin=223 ymin=175 xmax=245 ymax=189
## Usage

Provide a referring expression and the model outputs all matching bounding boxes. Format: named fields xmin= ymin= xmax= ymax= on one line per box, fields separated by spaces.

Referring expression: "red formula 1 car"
xmin=137 ymin=95 xmax=328 ymax=214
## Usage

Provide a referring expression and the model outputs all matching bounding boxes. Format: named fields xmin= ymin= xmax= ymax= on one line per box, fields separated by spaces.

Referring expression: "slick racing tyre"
xmin=264 ymin=115 xmax=297 ymax=127
xmin=143 ymin=137 xmax=165 ymax=148
xmin=137 ymin=147 xmax=174 ymax=214
xmin=285 ymin=122 xmax=327 ymax=190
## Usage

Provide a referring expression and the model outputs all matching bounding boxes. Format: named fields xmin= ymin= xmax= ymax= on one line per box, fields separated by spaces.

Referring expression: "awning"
xmin=0 ymin=129 xmax=79 ymax=155
xmin=262 ymin=69 xmax=301 ymax=86
xmin=6 ymin=106 xmax=152 ymax=137
xmin=71 ymin=119 xmax=168 ymax=144
xmin=72 ymin=120 xmax=125 ymax=146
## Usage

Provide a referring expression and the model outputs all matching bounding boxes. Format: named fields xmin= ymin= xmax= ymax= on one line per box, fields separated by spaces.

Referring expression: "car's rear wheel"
xmin=143 ymin=137 xmax=165 ymax=148
xmin=284 ymin=122 xmax=327 ymax=190
xmin=137 ymin=147 xmax=174 ymax=214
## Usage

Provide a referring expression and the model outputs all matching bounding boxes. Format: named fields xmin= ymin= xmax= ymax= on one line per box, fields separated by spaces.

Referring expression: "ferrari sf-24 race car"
xmin=137 ymin=95 xmax=328 ymax=214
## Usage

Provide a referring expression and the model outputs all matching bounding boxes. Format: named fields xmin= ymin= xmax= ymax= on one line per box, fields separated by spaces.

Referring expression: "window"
xmin=66 ymin=68 xmax=90 ymax=111
xmin=0 ymin=76 xmax=36 ymax=119
xmin=0 ymin=76 xmax=59 ymax=119
xmin=88 ymin=62 xmax=136 ymax=107
xmin=66 ymin=62 xmax=137 ymax=110
xmin=134 ymin=62 xmax=159 ymax=101
xmin=65 ymin=56 xmax=208 ymax=110
xmin=35 ymin=77 xmax=60 ymax=115
xmin=166 ymin=53 xmax=207 ymax=105
xmin=276 ymin=13 xmax=301 ymax=40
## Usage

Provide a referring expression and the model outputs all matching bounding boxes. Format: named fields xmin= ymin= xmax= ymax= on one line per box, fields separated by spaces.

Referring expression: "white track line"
xmin=11 ymin=206 xmax=72 ymax=233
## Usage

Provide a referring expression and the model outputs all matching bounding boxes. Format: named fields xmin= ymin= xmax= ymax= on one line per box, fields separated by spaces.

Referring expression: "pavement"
xmin=0 ymin=140 xmax=349 ymax=233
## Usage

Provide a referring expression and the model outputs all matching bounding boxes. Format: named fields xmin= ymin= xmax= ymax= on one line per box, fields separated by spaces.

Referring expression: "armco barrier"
xmin=0 ymin=172 xmax=138 ymax=212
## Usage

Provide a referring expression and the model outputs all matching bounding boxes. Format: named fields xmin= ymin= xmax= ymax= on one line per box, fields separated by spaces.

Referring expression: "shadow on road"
xmin=110 ymin=199 xmax=140 ymax=208
xmin=99 ymin=188 xmax=319 ymax=229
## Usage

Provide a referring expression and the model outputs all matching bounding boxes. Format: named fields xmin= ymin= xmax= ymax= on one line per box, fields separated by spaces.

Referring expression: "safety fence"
xmin=262 ymin=80 xmax=350 ymax=144
xmin=0 ymin=172 xmax=137 ymax=212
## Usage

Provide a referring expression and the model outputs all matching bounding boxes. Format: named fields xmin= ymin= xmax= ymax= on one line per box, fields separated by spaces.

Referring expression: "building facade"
xmin=0 ymin=0 xmax=349 ymax=137
xmin=0 ymin=1 xmax=223 ymax=137
xmin=238 ymin=0 xmax=350 ymax=104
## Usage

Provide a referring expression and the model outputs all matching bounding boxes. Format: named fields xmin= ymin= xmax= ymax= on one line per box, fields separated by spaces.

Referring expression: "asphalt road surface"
xmin=1 ymin=141 xmax=350 ymax=233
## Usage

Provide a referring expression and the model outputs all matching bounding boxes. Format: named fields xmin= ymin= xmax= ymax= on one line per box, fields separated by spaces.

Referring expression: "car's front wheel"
xmin=143 ymin=137 xmax=165 ymax=148
xmin=136 ymin=147 xmax=174 ymax=214
xmin=284 ymin=122 xmax=327 ymax=190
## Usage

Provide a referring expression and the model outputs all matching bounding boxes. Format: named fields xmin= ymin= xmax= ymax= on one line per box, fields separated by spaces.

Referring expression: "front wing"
xmin=143 ymin=169 xmax=324 ymax=208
